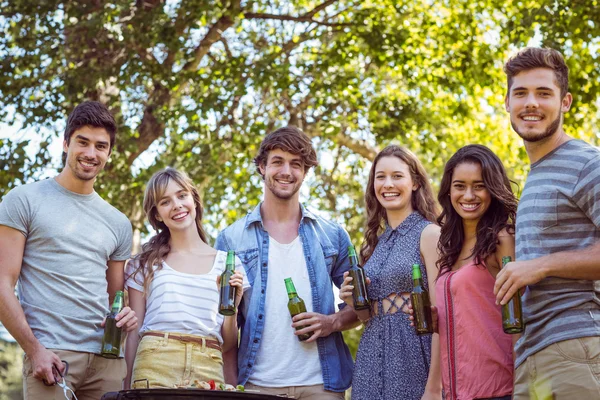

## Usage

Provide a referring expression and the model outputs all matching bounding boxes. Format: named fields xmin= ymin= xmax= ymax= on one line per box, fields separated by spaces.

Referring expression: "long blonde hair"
xmin=129 ymin=167 xmax=208 ymax=294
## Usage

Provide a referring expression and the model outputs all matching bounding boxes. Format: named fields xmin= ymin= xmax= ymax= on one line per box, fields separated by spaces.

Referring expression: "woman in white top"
xmin=124 ymin=167 xmax=248 ymax=389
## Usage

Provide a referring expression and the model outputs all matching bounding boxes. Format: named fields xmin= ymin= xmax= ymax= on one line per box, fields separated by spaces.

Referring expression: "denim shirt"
xmin=215 ymin=203 xmax=354 ymax=392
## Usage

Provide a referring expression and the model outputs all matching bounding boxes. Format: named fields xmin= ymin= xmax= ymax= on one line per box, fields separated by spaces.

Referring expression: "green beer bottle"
xmin=219 ymin=250 xmax=237 ymax=316
xmin=347 ymin=245 xmax=370 ymax=311
xmin=284 ymin=278 xmax=310 ymax=342
xmin=411 ymin=264 xmax=433 ymax=335
xmin=101 ymin=290 xmax=124 ymax=358
xmin=501 ymin=256 xmax=524 ymax=334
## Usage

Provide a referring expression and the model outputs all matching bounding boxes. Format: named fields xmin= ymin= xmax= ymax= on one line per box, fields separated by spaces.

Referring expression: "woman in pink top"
xmin=435 ymin=145 xmax=518 ymax=400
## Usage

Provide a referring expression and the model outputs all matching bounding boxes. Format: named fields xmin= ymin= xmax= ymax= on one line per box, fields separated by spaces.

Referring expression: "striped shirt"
xmin=515 ymin=139 xmax=600 ymax=368
xmin=126 ymin=250 xmax=249 ymax=344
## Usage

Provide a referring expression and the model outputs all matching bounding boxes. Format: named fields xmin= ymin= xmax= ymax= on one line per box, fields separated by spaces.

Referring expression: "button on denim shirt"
xmin=215 ymin=203 xmax=354 ymax=392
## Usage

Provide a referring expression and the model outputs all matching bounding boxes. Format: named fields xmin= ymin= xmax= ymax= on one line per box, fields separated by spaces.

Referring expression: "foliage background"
xmin=1 ymin=0 xmax=600 ymax=397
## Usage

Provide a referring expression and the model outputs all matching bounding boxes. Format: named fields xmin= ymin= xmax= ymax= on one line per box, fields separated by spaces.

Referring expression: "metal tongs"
xmin=45 ymin=360 xmax=79 ymax=400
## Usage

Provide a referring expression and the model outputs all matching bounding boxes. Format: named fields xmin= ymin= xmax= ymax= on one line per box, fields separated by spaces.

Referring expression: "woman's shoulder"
xmin=420 ymin=222 xmax=441 ymax=241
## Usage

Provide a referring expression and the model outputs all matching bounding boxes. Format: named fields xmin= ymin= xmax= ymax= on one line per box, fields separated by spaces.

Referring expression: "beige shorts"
xmin=23 ymin=349 xmax=126 ymax=400
xmin=131 ymin=331 xmax=224 ymax=389
xmin=514 ymin=336 xmax=600 ymax=399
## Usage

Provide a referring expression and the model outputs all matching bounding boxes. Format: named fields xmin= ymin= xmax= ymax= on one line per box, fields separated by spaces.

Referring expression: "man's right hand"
xmin=29 ymin=345 xmax=65 ymax=385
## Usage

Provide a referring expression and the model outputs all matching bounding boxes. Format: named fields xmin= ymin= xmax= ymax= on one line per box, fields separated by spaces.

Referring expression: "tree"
xmin=2 ymin=0 xmax=600 ymax=245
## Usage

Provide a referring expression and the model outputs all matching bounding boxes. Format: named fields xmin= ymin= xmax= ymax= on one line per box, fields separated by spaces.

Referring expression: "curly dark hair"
xmin=436 ymin=145 xmax=517 ymax=277
xmin=360 ymin=145 xmax=439 ymax=264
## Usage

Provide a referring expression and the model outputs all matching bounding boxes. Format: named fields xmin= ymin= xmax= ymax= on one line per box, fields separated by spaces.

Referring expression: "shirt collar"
xmin=381 ymin=211 xmax=422 ymax=241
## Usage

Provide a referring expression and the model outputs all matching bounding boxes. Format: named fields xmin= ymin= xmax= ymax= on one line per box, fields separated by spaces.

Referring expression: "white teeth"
xmin=382 ymin=193 xmax=399 ymax=198
xmin=80 ymin=161 xmax=95 ymax=167
xmin=461 ymin=203 xmax=479 ymax=210
xmin=172 ymin=212 xmax=188 ymax=220
xmin=277 ymin=180 xmax=292 ymax=184
xmin=522 ymin=116 xmax=542 ymax=121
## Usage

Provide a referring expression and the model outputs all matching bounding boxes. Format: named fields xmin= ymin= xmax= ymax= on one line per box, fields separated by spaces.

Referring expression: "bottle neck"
xmin=111 ymin=300 xmax=123 ymax=314
xmin=287 ymin=291 xmax=298 ymax=300
xmin=349 ymin=254 xmax=359 ymax=268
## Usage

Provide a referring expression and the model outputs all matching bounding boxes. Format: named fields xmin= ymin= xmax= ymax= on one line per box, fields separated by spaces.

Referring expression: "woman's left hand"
xmin=229 ymin=271 xmax=245 ymax=308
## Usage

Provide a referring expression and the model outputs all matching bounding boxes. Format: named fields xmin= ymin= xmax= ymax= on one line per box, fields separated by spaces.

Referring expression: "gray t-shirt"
xmin=0 ymin=178 xmax=132 ymax=354
xmin=515 ymin=139 xmax=600 ymax=368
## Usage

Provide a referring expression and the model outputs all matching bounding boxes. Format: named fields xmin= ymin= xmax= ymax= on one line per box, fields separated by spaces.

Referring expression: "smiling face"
xmin=259 ymin=148 xmax=306 ymax=201
xmin=154 ymin=180 xmax=197 ymax=233
xmin=63 ymin=126 xmax=111 ymax=182
xmin=373 ymin=156 xmax=416 ymax=214
xmin=450 ymin=162 xmax=491 ymax=223
xmin=505 ymin=68 xmax=572 ymax=143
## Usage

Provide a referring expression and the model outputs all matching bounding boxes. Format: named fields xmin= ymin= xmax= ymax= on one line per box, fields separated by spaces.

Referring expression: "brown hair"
xmin=436 ymin=145 xmax=517 ymax=277
xmin=128 ymin=167 xmax=208 ymax=294
xmin=360 ymin=145 xmax=439 ymax=263
xmin=504 ymin=47 xmax=569 ymax=98
xmin=253 ymin=126 xmax=318 ymax=177
xmin=62 ymin=101 xmax=117 ymax=165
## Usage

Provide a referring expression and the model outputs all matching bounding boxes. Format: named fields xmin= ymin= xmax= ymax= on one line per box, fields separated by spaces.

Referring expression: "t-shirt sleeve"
xmin=235 ymin=255 xmax=251 ymax=292
xmin=125 ymin=258 xmax=145 ymax=293
xmin=214 ymin=231 xmax=230 ymax=252
xmin=0 ymin=187 xmax=31 ymax=236
xmin=111 ymin=215 xmax=133 ymax=261
xmin=573 ymin=154 xmax=600 ymax=228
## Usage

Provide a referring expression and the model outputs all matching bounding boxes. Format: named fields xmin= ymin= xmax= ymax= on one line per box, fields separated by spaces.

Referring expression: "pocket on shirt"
xmin=533 ymin=192 xmax=558 ymax=230
xmin=236 ymin=248 xmax=259 ymax=286
xmin=322 ymin=247 xmax=338 ymax=273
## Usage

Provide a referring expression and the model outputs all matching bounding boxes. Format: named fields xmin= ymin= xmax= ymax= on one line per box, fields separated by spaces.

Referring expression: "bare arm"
xmin=0 ymin=225 xmax=64 ymax=384
xmin=494 ymin=239 xmax=600 ymax=305
xmin=223 ymin=348 xmax=238 ymax=385
xmin=420 ymin=224 xmax=442 ymax=399
xmin=124 ymin=287 xmax=145 ymax=389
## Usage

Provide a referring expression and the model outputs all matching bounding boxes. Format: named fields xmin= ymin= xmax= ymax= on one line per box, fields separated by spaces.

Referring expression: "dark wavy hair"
xmin=436 ymin=145 xmax=517 ymax=277
xmin=128 ymin=167 xmax=208 ymax=294
xmin=360 ymin=145 xmax=439 ymax=263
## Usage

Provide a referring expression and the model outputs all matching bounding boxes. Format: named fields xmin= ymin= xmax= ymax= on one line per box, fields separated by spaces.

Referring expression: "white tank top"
xmin=126 ymin=250 xmax=249 ymax=343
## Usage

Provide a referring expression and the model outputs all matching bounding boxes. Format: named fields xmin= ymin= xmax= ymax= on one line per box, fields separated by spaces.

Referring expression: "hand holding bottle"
xmin=408 ymin=303 xmax=439 ymax=334
xmin=101 ymin=306 xmax=138 ymax=332
xmin=229 ymin=270 xmax=245 ymax=309
xmin=339 ymin=271 xmax=371 ymax=309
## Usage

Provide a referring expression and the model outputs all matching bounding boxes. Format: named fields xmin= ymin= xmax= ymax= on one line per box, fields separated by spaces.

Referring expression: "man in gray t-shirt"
xmin=495 ymin=47 xmax=600 ymax=398
xmin=0 ymin=101 xmax=138 ymax=399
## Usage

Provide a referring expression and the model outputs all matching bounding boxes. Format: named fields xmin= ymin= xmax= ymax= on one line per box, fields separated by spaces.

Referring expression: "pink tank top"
xmin=435 ymin=261 xmax=513 ymax=400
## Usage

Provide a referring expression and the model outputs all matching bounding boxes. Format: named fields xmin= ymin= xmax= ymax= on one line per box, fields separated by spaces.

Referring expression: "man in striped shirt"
xmin=494 ymin=47 xmax=600 ymax=398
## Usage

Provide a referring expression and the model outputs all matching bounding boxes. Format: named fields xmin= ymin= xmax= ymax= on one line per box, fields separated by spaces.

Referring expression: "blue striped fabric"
xmin=514 ymin=139 xmax=600 ymax=368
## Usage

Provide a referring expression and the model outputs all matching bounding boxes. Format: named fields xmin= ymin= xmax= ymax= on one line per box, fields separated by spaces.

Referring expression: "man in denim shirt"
xmin=215 ymin=126 xmax=357 ymax=398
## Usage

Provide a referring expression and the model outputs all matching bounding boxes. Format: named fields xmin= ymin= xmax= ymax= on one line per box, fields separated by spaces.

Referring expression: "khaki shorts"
xmin=23 ymin=349 xmax=126 ymax=400
xmin=514 ymin=336 xmax=600 ymax=399
xmin=131 ymin=331 xmax=224 ymax=389
xmin=244 ymin=383 xmax=345 ymax=399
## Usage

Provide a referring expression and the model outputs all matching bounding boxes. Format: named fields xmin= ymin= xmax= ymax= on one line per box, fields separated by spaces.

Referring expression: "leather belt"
xmin=141 ymin=332 xmax=222 ymax=352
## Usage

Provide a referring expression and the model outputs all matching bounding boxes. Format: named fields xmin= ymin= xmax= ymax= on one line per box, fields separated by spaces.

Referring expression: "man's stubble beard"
xmin=511 ymin=112 xmax=562 ymax=143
